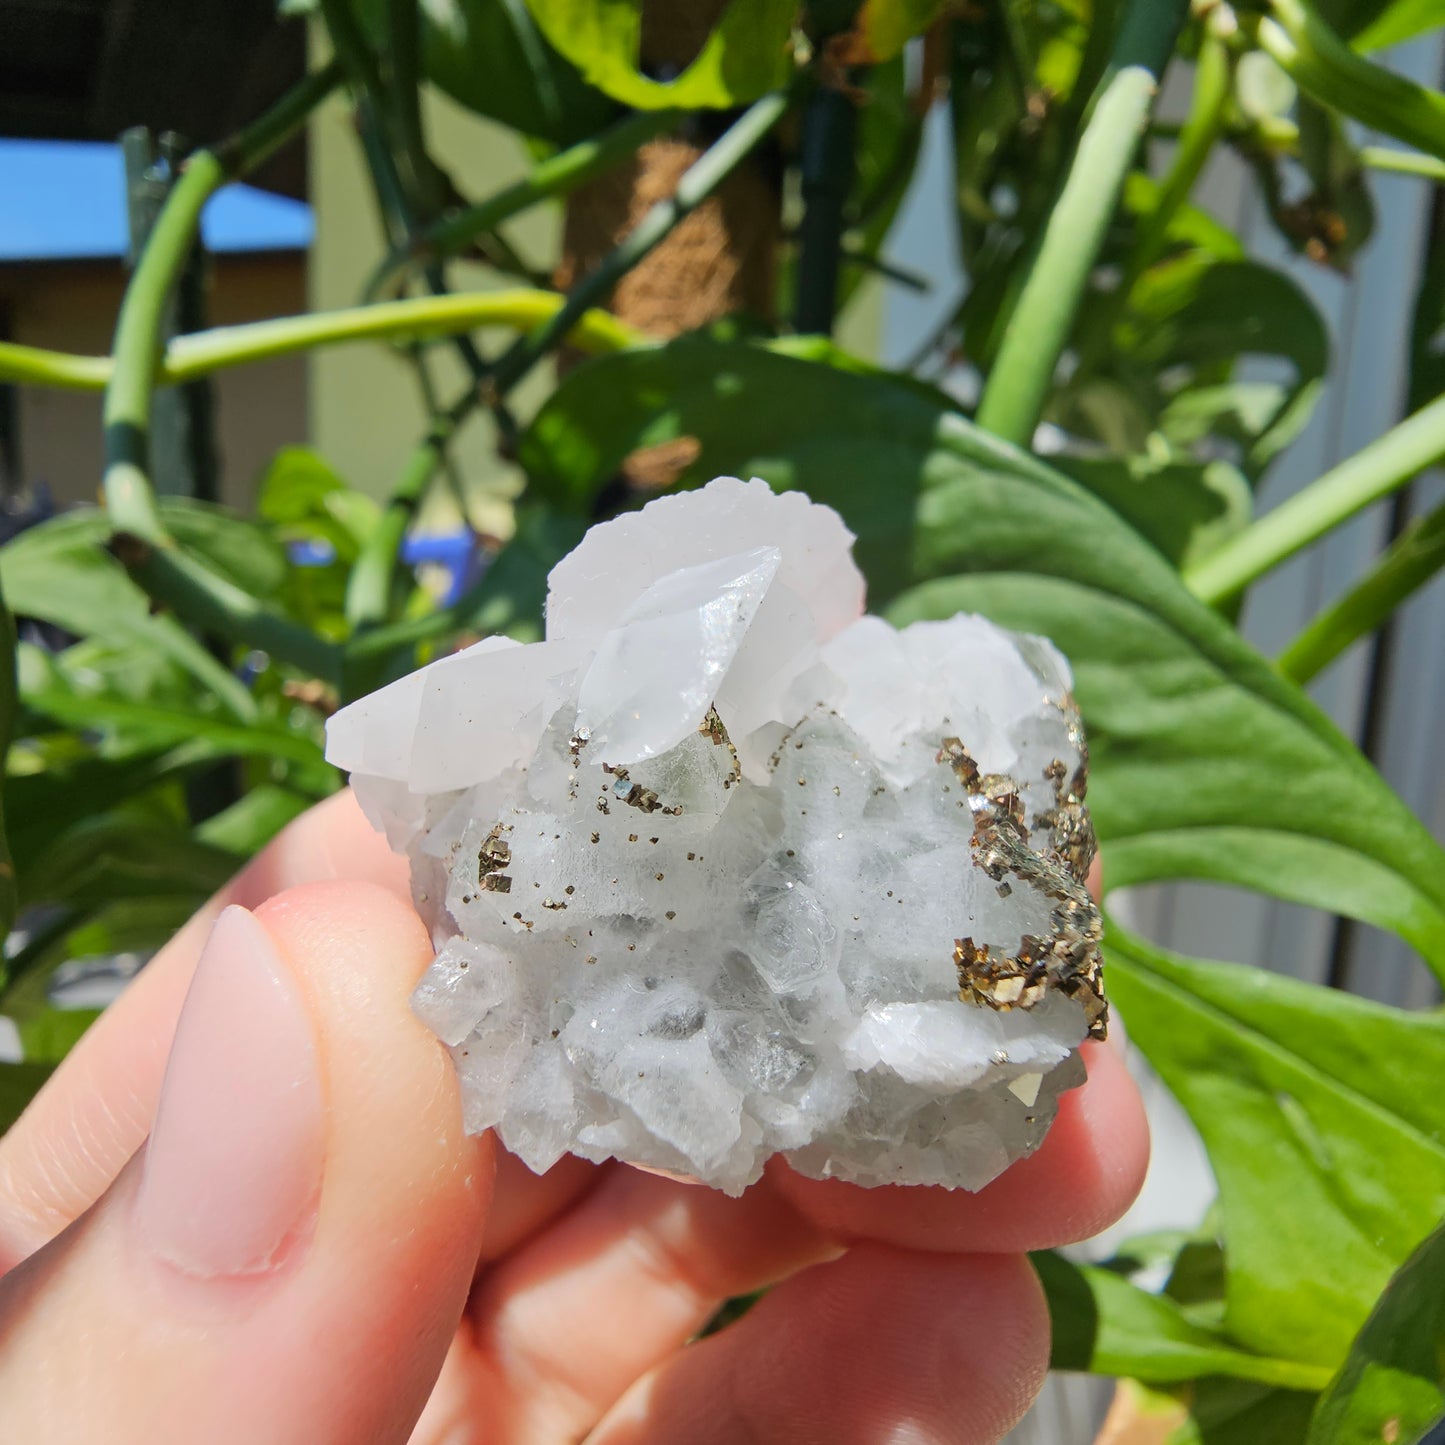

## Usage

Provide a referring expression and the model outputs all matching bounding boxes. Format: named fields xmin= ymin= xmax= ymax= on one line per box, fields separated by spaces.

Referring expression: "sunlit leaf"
xmin=1105 ymin=925 xmax=1445 ymax=1368
xmin=1036 ymin=1251 xmax=1332 ymax=1390
xmin=0 ymin=511 xmax=254 ymax=720
xmin=520 ymin=0 xmax=797 ymax=110
xmin=1308 ymin=1216 xmax=1445 ymax=1445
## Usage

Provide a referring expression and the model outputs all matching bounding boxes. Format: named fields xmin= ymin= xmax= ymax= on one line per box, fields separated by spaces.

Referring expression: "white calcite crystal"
xmin=327 ymin=478 xmax=1105 ymax=1195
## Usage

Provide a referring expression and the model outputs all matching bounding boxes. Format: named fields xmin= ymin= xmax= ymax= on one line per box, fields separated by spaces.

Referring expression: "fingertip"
xmin=768 ymin=1040 xmax=1150 ymax=1254
xmin=590 ymin=1245 xmax=1051 ymax=1445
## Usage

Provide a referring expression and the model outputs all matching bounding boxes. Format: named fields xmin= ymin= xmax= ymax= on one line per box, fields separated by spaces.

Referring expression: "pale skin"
xmin=0 ymin=790 xmax=1148 ymax=1444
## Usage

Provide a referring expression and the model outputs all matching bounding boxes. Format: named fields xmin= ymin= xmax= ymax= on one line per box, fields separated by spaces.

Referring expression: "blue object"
xmin=401 ymin=530 xmax=487 ymax=605
xmin=0 ymin=139 xmax=313 ymax=263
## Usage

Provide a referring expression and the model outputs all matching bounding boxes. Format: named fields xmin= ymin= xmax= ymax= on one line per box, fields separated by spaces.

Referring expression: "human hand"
xmin=0 ymin=791 xmax=1148 ymax=1444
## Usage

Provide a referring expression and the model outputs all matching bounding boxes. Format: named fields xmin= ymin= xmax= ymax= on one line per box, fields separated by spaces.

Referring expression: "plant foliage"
xmin=1 ymin=1 xmax=1444 ymax=1440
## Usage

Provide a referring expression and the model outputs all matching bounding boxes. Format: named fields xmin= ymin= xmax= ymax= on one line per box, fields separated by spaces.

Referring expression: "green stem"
xmin=1231 ymin=114 xmax=1445 ymax=181
xmin=103 ymin=147 xmax=225 ymax=542
xmin=134 ymin=548 xmax=343 ymax=685
xmin=1125 ymin=26 xmax=1232 ymax=285
xmin=1358 ymin=144 xmax=1445 ymax=181
xmin=344 ymin=392 xmax=475 ymax=630
xmin=366 ymin=108 xmax=678 ymax=300
xmin=0 ymin=343 xmax=110 ymax=390
xmin=489 ymin=91 xmax=790 ymax=397
xmin=217 ymin=61 xmax=347 ymax=174
xmin=0 ymin=291 xmax=648 ymax=393
xmin=974 ymin=0 xmax=1188 ymax=447
xmin=1277 ymin=498 xmax=1445 ymax=683
xmin=385 ymin=0 xmax=444 ymax=214
xmin=795 ymin=84 xmax=858 ymax=335
xmin=102 ymin=63 xmax=344 ymax=537
xmin=98 ymin=63 xmax=344 ymax=675
xmin=1185 ymin=392 xmax=1445 ymax=607
xmin=1254 ymin=0 xmax=1445 ymax=163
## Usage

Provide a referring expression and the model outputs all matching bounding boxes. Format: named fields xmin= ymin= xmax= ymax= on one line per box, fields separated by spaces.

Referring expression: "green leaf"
xmin=1035 ymin=1251 xmax=1333 ymax=1390
xmin=1105 ymin=925 xmax=1445 ymax=1368
xmin=17 ymin=665 xmax=328 ymax=778
xmin=16 ymin=1007 xmax=100 ymax=1067
xmin=257 ymin=446 xmax=379 ymax=561
xmin=1119 ymin=256 xmax=1329 ymax=476
xmin=194 ymin=785 xmax=313 ymax=857
xmin=20 ymin=815 xmax=239 ymax=910
xmin=520 ymin=0 xmax=797 ymax=111
xmin=160 ymin=499 xmax=289 ymax=601
xmin=0 ymin=1062 xmax=53 ymax=1135
xmin=1315 ymin=0 xmax=1444 ymax=51
xmin=852 ymin=0 xmax=948 ymax=61
xmin=351 ymin=0 xmax=615 ymax=143
xmin=0 ymin=511 xmax=254 ymax=720
xmin=520 ymin=335 xmax=1445 ymax=971
xmin=1054 ymin=456 xmax=1253 ymax=570
xmin=1168 ymin=1378 xmax=1321 ymax=1445
xmin=1308 ymin=1216 xmax=1445 ymax=1445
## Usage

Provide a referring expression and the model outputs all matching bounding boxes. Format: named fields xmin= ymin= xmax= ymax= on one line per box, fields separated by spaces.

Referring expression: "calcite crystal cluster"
xmin=327 ymin=478 xmax=1105 ymax=1195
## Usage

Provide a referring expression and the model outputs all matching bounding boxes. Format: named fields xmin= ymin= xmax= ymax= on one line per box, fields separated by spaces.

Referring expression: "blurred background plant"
xmin=2 ymin=0 xmax=1445 ymax=1440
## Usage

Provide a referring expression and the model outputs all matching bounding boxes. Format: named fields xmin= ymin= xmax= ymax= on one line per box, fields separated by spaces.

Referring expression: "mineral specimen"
xmin=326 ymin=477 xmax=1105 ymax=1195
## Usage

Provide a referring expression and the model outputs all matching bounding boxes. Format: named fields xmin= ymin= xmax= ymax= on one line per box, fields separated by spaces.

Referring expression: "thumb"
xmin=0 ymin=882 xmax=493 ymax=1444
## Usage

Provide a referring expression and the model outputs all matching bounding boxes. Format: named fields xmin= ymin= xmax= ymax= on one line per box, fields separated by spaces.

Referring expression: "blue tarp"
xmin=0 ymin=139 xmax=313 ymax=263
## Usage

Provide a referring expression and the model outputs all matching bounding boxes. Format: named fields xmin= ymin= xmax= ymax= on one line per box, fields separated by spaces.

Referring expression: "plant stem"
xmin=1 ymin=292 xmax=647 ymax=393
xmin=1358 ymin=145 xmax=1445 ymax=181
xmin=134 ymin=548 xmax=344 ymax=684
xmin=1125 ymin=25 xmax=1232 ymax=285
xmin=103 ymin=147 xmax=225 ymax=543
xmin=1254 ymin=0 xmax=1445 ymax=163
xmin=366 ymin=108 xmax=679 ymax=300
xmin=488 ymin=91 xmax=790 ymax=397
xmin=344 ymin=391 xmax=475 ymax=630
xmin=385 ymin=0 xmax=445 ymax=214
xmin=0 ymin=343 xmax=110 ymax=390
xmin=99 ymin=63 xmax=344 ymax=675
xmin=974 ymin=0 xmax=1188 ymax=447
xmin=103 ymin=63 xmax=344 ymax=537
xmin=1276 ymin=498 xmax=1445 ymax=683
xmin=795 ymin=84 xmax=859 ymax=335
xmin=1231 ymin=113 xmax=1445 ymax=181
xmin=1185 ymin=392 xmax=1445 ymax=607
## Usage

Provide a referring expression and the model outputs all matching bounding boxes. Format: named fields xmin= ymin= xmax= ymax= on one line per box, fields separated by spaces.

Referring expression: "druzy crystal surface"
xmin=326 ymin=478 xmax=1105 ymax=1195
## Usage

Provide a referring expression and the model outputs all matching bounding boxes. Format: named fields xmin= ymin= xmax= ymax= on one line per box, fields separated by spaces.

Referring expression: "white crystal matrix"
xmin=327 ymin=478 xmax=1105 ymax=1195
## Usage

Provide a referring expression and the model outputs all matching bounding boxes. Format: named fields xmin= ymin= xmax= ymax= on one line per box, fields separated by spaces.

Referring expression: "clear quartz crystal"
xmin=327 ymin=476 xmax=1105 ymax=1195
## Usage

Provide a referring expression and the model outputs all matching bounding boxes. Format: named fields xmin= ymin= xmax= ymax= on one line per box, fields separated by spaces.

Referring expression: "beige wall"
xmin=3 ymin=253 xmax=307 ymax=512
xmin=308 ymin=81 xmax=883 ymax=539
xmin=309 ymin=86 xmax=558 ymax=537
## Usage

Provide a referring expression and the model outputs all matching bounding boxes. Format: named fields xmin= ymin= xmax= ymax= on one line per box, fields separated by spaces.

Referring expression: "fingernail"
xmin=137 ymin=905 xmax=324 ymax=1277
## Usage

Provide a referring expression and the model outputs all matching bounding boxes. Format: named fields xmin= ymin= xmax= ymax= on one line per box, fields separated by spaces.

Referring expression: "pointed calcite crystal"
xmin=327 ymin=478 xmax=1105 ymax=1195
